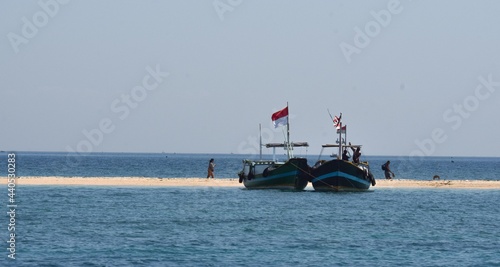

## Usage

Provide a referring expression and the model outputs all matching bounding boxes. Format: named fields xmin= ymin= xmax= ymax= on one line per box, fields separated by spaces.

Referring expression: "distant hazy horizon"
xmin=3 ymin=150 xmax=498 ymax=159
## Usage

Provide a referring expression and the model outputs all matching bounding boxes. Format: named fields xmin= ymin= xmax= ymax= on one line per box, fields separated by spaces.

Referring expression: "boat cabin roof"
xmin=242 ymin=159 xmax=284 ymax=165
xmin=266 ymin=142 xmax=309 ymax=148
xmin=322 ymin=144 xmax=362 ymax=148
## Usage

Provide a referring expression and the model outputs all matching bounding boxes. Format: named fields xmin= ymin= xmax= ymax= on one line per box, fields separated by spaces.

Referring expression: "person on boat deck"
xmin=342 ymin=149 xmax=350 ymax=161
xmin=349 ymin=142 xmax=361 ymax=164
xmin=207 ymin=158 xmax=215 ymax=179
xmin=383 ymin=160 xmax=395 ymax=179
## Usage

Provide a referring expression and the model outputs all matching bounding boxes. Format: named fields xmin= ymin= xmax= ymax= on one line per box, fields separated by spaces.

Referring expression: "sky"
xmin=1 ymin=0 xmax=500 ymax=157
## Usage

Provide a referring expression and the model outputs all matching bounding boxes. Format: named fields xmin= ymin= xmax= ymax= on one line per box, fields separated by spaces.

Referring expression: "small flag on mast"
xmin=333 ymin=116 xmax=340 ymax=127
xmin=336 ymin=125 xmax=346 ymax=134
xmin=271 ymin=106 xmax=289 ymax=128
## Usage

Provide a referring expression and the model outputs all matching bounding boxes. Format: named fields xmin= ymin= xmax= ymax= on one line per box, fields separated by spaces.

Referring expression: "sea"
xmin=1 ymin=152 xmax=499 ymax=266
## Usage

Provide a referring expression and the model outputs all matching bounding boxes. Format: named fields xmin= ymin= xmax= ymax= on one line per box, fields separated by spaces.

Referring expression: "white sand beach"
xmin=2 ymin=177 xmax=500 ymax=189
xmin=375 ymin=179 xmax=500 ymax=189
xmin=2 ymin=177 xmax=241 ymax=187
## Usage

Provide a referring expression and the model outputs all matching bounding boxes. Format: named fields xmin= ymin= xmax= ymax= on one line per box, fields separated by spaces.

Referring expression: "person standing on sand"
xmin=382 ymin=160 xmax=395 ymax=179
xmin=207 ymin=158 xmax=215 ymax=179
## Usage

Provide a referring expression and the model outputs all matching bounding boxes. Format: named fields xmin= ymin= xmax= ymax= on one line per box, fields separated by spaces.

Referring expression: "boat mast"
xmin=338 ymin=113 xmax=342 ymax=160
xmin=345 ymin=123 xmax=347 ymax=147
xmin=286 ymin=102 xmax=291 ymax=159
xmin=259 ymin=123 xmax=262 ymax=160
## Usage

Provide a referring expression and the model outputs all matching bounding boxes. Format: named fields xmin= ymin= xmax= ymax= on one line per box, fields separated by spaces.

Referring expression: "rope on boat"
xmin=290 ymin=161 xmax=373 ymax=190
xmin=289 ymin=161 xmax=339 ymax=190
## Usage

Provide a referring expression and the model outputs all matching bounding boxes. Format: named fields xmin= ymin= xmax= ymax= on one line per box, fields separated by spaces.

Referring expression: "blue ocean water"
xmin=2 ymin=152 xmax=500 ymax=180
xmin=2 ymin=187 xmax=500 ymax=266
xmin=1 ymin=152 xmax=499 ymax=266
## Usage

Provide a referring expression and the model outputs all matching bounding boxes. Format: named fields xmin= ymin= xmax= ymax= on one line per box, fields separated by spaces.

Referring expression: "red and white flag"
xmin=271 ymin=106 xmax=288 ymax=128
xmin=336 ymin=125 xmax=346 ymax=134
xmin=333 ymin=116 xmax=340 ymax=127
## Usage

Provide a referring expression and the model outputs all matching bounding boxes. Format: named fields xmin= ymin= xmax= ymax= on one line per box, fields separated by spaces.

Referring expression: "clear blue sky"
xmin=1 ymin=0 xmax=499 ymax=157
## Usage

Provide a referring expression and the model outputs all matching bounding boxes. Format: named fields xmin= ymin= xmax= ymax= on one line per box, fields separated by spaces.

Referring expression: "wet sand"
xmin=2 ymin=177 xmax=241 ymax=187
xmin=375 ymin=179 xmax=500 ymax=189
xmin=1 ymin=177 xmax=500 ymax=189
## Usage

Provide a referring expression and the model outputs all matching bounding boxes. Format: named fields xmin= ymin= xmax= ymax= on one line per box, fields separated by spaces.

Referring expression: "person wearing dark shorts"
xmin=207 ymin=158 xmax=215 ymax=179
xmin=382 ymin=160 xmax=395 ymax=179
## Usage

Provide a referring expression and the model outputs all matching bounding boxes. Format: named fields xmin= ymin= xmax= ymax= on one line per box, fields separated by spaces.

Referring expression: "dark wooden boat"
xmin=238 ymin=104 xmax=310 ymax=190
xmin=238 ymin=143 xmax=309 ymax=190
xmin=310 ymin=146 xmax=375 ymax=191
xmin=309 ymin=114 xmax=375 ymax=191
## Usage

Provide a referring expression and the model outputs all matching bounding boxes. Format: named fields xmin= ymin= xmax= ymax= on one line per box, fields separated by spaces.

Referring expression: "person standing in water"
xmin=207 ymin=158 xmax=215 ymax=179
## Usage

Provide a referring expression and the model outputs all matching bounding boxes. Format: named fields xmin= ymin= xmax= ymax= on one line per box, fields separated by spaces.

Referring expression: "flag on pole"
xmin=272 ymin=106 xmax=289 ymax=128
xmin=333 ymin=116 xmax=340 ymax=127
xmin=336 ymin=125 xmax=346 ymax=134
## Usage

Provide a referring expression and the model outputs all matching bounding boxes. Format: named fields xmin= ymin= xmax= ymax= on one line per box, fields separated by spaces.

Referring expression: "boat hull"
xmin=240 ymin=158 xmax=309 ymax=190
xmin=310 ymin=159 xmax=373 ymax=191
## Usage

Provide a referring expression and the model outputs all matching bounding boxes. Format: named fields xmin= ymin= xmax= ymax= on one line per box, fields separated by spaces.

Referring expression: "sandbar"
xmin=375 ymin=179 xmax=500 ymax=189
xmin=1 ymin=177 xmax=500 ymax=189
xmin=1 ymin=177 xmax=241 ymax=187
